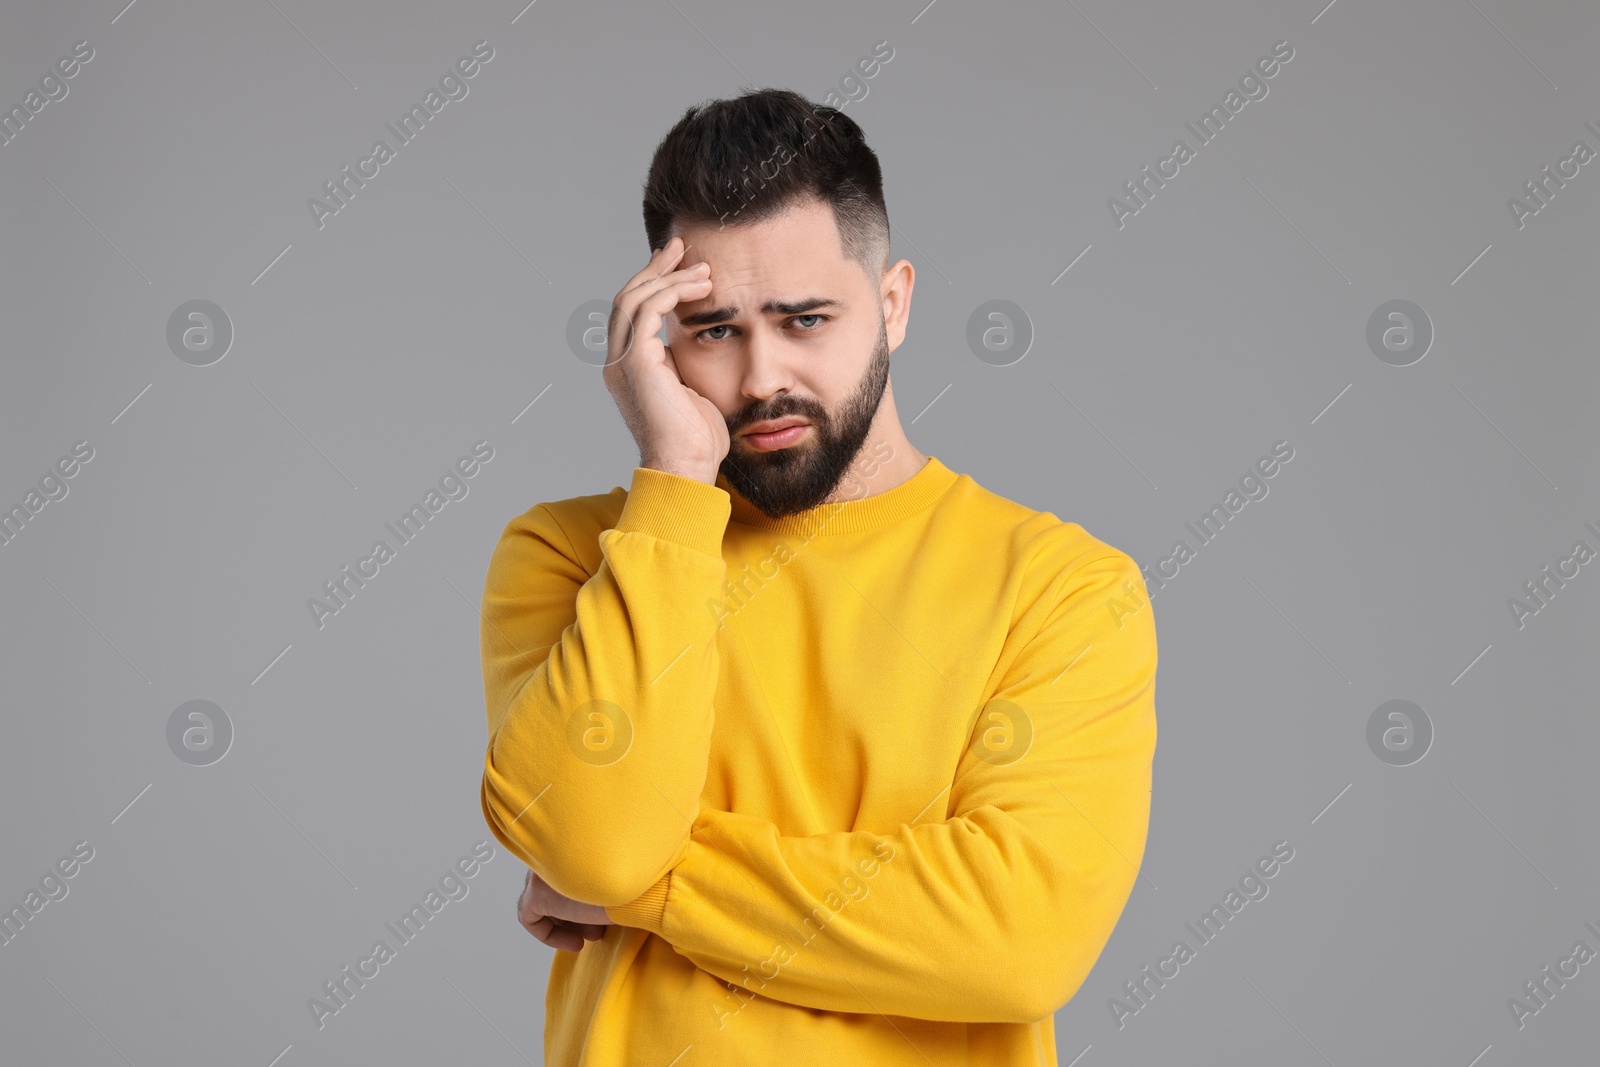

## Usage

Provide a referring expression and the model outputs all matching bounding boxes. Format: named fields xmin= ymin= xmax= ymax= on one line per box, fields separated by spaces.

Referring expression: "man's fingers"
xmin=623 ymin=235 xmax=685 ymax=291
xmin=613 ymin=244 xmax=695 ymax=327
xmin=524 ymin=914 xmax=575 ymax=950
xmin=517 ymin=869 xmax=541 ymax=926
xmin=618 ymin=276 xmax=711 ymax=364
xmin=521 ymin=903 xmax=605 ymax=952
xmin=610 ymin=235 xmax=711 ymax=358
xmin=617 ymin=235 xmax=690 ymax=300
xmin=610 ymin=269 xmax=711 ymax=357
xmin=538 ymin=919 xmax=588 ymax=952
xmin=615 ymin=268 xmax=707 ymax=327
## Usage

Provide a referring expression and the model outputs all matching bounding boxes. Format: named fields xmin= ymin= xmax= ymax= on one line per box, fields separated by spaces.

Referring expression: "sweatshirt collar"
xmin=718 ymin=456 xmax=958 ymax=537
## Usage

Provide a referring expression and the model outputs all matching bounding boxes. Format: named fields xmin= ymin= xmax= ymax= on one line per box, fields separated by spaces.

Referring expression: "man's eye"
xmin=696 ymin=316 xmax=826 ymax=342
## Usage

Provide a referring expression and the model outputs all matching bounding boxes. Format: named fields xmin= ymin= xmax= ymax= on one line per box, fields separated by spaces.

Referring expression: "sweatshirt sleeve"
xmin=479 ymin=467 xmax=731 ymax=907
xmin=604 ymin=549 xmax=1158 ymax=1025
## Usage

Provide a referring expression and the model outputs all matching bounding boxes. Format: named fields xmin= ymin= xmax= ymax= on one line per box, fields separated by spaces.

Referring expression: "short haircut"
xmin=641 ymin=87 xmax=890 ymax=279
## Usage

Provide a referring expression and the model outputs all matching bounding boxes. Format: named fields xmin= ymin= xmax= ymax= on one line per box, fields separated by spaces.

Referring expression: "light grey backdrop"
xmin=2 ymin=0 xmax=1596 ymax=1063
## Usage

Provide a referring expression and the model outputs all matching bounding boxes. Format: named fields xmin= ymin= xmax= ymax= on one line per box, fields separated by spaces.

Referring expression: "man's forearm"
xmin=480 ymin=467 xmax=733 ymax=905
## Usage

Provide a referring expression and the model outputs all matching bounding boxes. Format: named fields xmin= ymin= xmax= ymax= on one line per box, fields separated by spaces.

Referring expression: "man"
xmin=479 ymin=87 xmax=1158 ymax=1066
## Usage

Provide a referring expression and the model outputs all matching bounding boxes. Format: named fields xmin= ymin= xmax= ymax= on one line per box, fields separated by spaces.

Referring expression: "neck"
xmin=823 ymin=377 xmax=927 ymax=505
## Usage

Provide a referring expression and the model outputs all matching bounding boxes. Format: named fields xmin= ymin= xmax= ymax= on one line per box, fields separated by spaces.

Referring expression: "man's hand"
xmin=517 ymin=868 xmax=614 ymax=952
xmin=602 ymin=235 xmax=729 ymax=485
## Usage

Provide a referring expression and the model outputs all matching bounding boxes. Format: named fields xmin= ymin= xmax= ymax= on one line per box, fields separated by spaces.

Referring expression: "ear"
xmin=880 ymin=258 xmax=915 ymax=351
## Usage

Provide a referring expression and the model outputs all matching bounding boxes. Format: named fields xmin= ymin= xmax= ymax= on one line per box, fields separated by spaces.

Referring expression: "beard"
xmin=718 ymin=315 xmax=892 ymax=520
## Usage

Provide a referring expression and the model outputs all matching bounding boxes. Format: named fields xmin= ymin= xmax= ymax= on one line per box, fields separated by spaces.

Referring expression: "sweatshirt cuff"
xmin=605 ymin=871 xmax=671 ymax=934
xmin=612 ymin=467 xmax=730 ymax=558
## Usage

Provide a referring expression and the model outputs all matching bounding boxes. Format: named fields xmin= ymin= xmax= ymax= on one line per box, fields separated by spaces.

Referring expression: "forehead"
xmin=674 ymin=197 xmax=863 ymax=302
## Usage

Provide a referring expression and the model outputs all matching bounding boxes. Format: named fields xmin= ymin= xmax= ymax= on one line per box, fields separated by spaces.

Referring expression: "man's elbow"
xmin=1022 ymin=910 xmax=1129 ymax=1022
xmin=958 ymin=956 xmax=1085 ymax=1024
xmin=1007 ymin=962 xmax=1088 ymax=1024
xmin=923 ymin=941 xmax=1086 ymax=1024
xmin=531 ymin=841 xmax=673 ymax=908
xmin=981 ymin=919 xmax=1102 ymax=1023
xmin=479 ymin=775 xmax=678 ymax=906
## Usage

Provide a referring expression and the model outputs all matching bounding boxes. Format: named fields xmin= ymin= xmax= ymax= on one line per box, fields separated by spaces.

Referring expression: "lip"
xmin=741 ymin=423 xmax=810 ymax=451
xmin=740 ymin=417 xmax=811 ymax=437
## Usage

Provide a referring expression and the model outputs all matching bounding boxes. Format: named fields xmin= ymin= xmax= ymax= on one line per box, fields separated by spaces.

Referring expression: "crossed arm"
xmin=480 ymin=468 xmax=1157 ymax=1024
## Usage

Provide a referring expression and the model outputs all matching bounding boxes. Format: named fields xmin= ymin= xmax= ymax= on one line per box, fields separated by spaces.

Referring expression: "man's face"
xmin=664 ymin=197 xmax=893 ymax=519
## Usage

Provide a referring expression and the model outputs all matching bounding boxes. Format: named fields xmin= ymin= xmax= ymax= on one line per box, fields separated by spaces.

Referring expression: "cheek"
xmin=816 ymin=325 xmax=878 ymax=381
xmin=670 ymin=356 xmax=736 ymax=410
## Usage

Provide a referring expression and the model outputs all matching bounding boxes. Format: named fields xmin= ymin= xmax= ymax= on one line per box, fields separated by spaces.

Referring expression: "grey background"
xmin=2 ymin=0 xmax=1596 ymax=1064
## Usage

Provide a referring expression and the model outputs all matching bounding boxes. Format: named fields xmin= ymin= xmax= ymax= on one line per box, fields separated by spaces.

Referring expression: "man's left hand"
xmin=517 ymin=868 xmax=613 ymax=952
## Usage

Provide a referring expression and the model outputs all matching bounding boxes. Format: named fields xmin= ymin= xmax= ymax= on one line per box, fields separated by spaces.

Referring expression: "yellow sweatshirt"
xmin=479 ymin=455 xmax=1158 ymax=1066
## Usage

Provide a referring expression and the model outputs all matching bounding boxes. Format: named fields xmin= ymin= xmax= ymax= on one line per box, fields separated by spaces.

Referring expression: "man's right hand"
xmin=601 ymin=235 xmax=728 ymax=485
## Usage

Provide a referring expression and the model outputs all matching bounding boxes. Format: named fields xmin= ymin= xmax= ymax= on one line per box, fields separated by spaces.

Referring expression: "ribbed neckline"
xmin=717 ymin=455 xmax=958 ymax=537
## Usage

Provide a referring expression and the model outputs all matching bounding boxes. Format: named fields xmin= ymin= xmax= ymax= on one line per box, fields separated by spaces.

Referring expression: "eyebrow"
xmin=676 ymin=297 xmax=843 ymax=329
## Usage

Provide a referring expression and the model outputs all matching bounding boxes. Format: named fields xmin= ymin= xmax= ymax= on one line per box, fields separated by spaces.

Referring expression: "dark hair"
xmin=641 ymin=88 xmax=890 ymax=277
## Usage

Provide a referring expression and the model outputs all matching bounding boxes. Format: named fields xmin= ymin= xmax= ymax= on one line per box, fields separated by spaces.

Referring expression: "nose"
xmin=737 ymin=321 xmax=796 ymax=405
